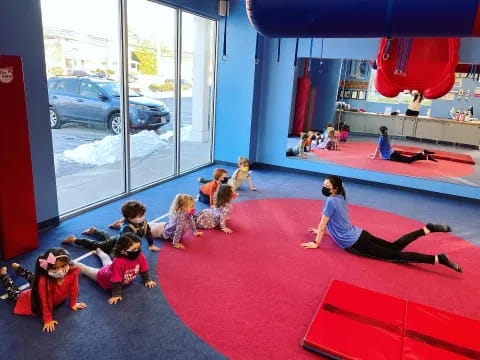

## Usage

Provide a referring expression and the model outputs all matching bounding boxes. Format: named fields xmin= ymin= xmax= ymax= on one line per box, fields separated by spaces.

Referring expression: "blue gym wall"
xmin=214 ymin=0 xmax=258 ymax=163
xmin=215 ymin=3 xmax=480 ymax=199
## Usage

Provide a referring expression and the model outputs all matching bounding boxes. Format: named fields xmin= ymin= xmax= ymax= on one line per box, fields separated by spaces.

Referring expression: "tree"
xmin=133 ymin=48 xmax=157 ymax=75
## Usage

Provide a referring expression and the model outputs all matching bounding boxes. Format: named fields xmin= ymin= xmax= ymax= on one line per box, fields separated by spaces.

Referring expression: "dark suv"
xmin=47 ymin=77 xmax=170 ymax=134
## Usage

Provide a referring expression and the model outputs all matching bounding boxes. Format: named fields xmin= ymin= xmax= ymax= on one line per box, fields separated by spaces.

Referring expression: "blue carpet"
xmin=0 ymin=165 xmax=478 ymax=359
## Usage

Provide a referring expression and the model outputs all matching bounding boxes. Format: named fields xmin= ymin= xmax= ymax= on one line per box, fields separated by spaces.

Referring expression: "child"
xmin=150 ymin=194 xmax=203 ymax=250
xmin=0 ymin=248 xmax=87 ymax=332
xmin=63 ymin=200 xmax=160 ymax=253
xmin=198 ymin=168 xmax=228 ymax=206
xmin=317 ymin=128 xmax=336 ymax=151
xmin=195 ymin=184 xmax=235 ymax=234
xmin=74 ymin=233 xmax=156 ymax=305
xmin=228 ymin=156 xmax=256 ymax=194
xmin=286 ymin=132 xmax=309 ymax=158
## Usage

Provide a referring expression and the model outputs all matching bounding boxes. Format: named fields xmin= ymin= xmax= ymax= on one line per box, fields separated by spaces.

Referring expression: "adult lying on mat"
xmin=369 ymin=126 xmax=437 ymax=163
xmin=301 ymin=175 xmax=462 ymax=273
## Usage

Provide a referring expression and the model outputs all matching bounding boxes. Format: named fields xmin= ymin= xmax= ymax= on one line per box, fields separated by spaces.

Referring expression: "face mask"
xmin=241 ymin=166 xmax=249 ymax=172
xmin=188 ymin=208 xmax=196 ymax=215
xmin=48 ymin=265 xmax=70 ymax=279
xmin=130 ymin=217 xmax=145 ymax=225
xmin=321 ymin=186 xmax=332 ymax=197
xmin=126 ymin=250 xmax=141 ymax=260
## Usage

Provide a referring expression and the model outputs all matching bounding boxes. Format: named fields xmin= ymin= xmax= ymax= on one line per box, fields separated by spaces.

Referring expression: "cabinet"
xmin=414 ymin=118 xmax=444 ymax=141
xmin=402 ymin=117 xmax=416 ymax=137
xmin=442 ymin=122 xmax=480 ymax=146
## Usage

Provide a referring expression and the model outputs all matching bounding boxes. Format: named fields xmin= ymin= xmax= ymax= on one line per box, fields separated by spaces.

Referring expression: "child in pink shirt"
xmin=74 ymin=233 xmax=156 ymax=304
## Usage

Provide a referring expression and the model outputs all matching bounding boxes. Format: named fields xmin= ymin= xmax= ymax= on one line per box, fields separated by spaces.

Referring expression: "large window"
xmin=180 ymin=12 xmax=216 ymax=172
xmin=41 ymin=0 xmax=217 ymax=215
xmin=41 ymin=0 xmax=124 ymax=214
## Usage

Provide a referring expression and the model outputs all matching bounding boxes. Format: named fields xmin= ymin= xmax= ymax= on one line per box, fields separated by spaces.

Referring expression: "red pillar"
xmin=0 ymin=55 xmax=39 ymax=259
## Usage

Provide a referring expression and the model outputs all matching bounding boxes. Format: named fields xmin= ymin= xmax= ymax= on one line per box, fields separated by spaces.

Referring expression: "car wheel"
xmin=50 ymin=108 xmax=62 ymax=129
xmin=108 ymin=112 xmax=122 ymax=135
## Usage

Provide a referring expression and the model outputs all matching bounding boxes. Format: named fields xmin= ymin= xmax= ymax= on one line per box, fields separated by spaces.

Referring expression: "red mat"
xmin=394 ymin=145 xmax=475 ymax=165
xmin=303 ymin=280 xmax=480 ymax=359
xmin=157 ymin=199 xmax=480 ymax=360
xmin=312 ymin=142 xmax=474 ymax=178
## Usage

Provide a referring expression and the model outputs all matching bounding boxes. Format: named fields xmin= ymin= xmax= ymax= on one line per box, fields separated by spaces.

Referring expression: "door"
xmin=79 ymin=80 xmax=106 ymax=123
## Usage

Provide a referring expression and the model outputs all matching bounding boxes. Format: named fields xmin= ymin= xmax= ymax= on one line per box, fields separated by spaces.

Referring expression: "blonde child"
xmin=195 ymin=184 xmax=235 ymax=234
xmin=228 ymin=156 xmax=256 ymax=193
xmin=0 ymin=248 xmax=87 ymax=332
xmin=74 ymin=233 xmax=156 ymax=305
xmin=150 ymin=194 xmax=203 ymax=250
xmin=198 ymin=168 xmax=228 ymax=206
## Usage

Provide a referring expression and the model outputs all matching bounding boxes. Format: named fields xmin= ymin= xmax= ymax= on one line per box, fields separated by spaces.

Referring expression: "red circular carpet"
xmin=157 ymin=199 xmax=480 ymax=360
xmin=312 ymin=142 xmax=474 ymax=178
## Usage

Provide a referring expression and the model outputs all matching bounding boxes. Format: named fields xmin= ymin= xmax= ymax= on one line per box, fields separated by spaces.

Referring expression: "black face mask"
xmin=126 ymin=250 xmax=141 ymax=260
xmin=321 ymin=186 xmax=332 ymax=197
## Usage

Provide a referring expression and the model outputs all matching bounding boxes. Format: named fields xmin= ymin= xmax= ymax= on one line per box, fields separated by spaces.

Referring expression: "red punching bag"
xmin=292 ymin=59 xmax=312 ymax=135
xmin=0 ymin=55 xmax=39 ymax=259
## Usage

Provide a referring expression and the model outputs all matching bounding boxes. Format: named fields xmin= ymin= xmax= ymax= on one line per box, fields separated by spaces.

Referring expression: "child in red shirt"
xmin=0 ymin=247 xmax=87 ymax=332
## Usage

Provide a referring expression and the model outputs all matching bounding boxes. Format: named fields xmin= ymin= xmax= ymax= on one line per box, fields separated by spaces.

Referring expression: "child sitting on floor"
xmin=195 ymin=184 xmax=235 ymax=234
xmin=150 ymin=194 xmax=203 ymax=250
xmin=198 ymin=168 xmax=228 ymax=206
xmin=228 ymin=156 xmax=256 ymax=194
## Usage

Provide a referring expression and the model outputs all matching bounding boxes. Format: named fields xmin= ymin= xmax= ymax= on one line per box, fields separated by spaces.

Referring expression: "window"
xmin=57 ymin=79 xmax=78 ymax=95
xmin=80 ymin=81 xmax=100 ymax=98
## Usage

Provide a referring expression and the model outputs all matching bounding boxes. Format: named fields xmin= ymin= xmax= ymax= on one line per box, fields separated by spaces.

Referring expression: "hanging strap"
xmin=222 ymin=5 xmax=228 ymax=61
xmin=254 ymin=33 xmax=260 ymax=64
xmin=319 ymin=38 xmax=324 ymax=73
xmin=308 ymin=38 xmax=313 ymax=72
xmin=294 ymin=38 xmax=299 ymax=67
xmin=277 ymin=38 xmax=281 ymax=63
xmin=383 ymin=0 xmax=395 ymax=60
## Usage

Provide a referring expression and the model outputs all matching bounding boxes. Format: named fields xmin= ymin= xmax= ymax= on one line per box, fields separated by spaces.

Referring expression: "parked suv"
xmin=47 ymin=77 xmax=170 ymax=134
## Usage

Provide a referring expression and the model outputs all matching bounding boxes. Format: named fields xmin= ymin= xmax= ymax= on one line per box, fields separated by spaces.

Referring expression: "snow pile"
xmin=61 ymin=126 xmax=193 ymax=166
xmin=63 ymin=130 xmax=169 ymax=166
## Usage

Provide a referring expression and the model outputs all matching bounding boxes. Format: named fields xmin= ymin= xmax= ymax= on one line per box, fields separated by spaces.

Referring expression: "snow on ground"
xmin=60 ymin=126 xmax=192 ymax=166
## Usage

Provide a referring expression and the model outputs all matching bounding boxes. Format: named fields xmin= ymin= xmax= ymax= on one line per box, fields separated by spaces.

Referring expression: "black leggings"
xmin=346 ymin=229 xmax=435 ymax=264
xmin=0 ymin=265 xmax=34 ymax=301
xmin=74 ymin=229 xmax=117 ymax=254
xmin=389 ymin=150 xmax=425 ymax=164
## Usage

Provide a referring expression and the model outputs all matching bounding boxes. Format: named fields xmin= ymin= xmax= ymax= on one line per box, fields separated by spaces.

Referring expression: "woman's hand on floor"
xmin=301 ymin=241 xmax=319 ymax=249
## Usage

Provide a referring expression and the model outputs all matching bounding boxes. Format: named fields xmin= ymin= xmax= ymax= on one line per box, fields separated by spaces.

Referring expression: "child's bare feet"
xmin=108 ymin=219 xmax=122 ymax=229
xmin=0 ymin=267 xmax=7 ymax=276
xmin=173 ymin=243 xmax=186 ymax=250
xmin=11 ymin=263 xmax=20 ymax=271
xmin=61 ymin=235 xmax=76 ymax=244
xmin=81 ymin=227 xmax=96 ymax=235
